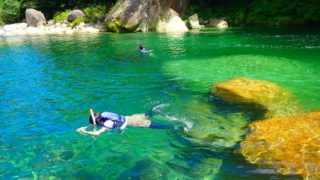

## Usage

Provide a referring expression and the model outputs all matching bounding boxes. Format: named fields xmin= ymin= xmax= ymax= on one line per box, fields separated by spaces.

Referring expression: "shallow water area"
xmin=0 ymin=27 xmax=319 ymax=179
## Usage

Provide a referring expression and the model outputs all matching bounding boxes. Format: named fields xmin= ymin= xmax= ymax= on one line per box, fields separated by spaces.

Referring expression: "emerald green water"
xmin=0 ymin=28 xmax=319 ymax=179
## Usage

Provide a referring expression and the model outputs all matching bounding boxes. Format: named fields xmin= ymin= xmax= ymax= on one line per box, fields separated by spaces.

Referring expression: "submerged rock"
xmin=184 ymin=102 xmax=248 ymax=148
xmin=25 ymin=9 xmax=46 ymax=27
xmin=156 ymin=8 xmax=188 ymax=33
xmin=211 ymin=78 xmax=299 ymax=118
xmin=240 ymin=111 xmax=320 ymax=179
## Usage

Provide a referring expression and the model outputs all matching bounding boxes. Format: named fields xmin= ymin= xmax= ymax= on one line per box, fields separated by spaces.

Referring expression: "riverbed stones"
xmin=67 ymin=10 xmax=84 ymax=22
xmin=156 ymin=8 xmax=188 ymax=33
xmin=187 ymin=14 xmax=201 ymax=29
xmin=240 ymin=111 xmax=320 ymax=179
xmin=25 ymin=9 xmax=46 ymax=27
xmin=211 ymin=77 xmax=299 ymax=118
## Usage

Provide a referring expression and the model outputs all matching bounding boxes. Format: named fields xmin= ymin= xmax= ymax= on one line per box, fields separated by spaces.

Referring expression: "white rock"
xmin=62 ymin=23 xmax=67 ymax=29
xmin=3 ymin=23 xmax=28 ymax=31
xmin=156 ymin=9 xmax=188 ymax=33
xmin=217 ymin=20 xmax=228 ymax=29
xmin=0 ymin=29 xmax=5 ymax=36
xmin=15 ymin=30 xmax=27 ymax=36
xmin=48 ymin=20 xmax=54 ymax=26
xmin=187 ymin=14 xmax=201 ymax=29
xmin=55 ymin=23 xmax=62 ymax=28
xmin=65 ymin=29 xmax=74 ymax=34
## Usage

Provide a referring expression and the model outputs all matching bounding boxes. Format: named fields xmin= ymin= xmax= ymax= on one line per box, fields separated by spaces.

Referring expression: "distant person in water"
xmin=138 ymin=45 xmax=152 ymax=53
xmin=77 ymin=104 xmax=171 ymax=136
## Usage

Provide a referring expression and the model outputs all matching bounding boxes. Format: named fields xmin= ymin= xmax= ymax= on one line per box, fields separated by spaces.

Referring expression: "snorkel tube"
xmin=90 ymin=108 xmax=96 ymax=125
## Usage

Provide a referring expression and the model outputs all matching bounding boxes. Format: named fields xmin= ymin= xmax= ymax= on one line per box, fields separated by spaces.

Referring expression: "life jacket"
xmin=97 ymin=112 xmax=126 ymax=130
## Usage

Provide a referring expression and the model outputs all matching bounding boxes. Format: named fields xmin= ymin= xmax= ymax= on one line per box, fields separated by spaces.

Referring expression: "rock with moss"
xmin=240 ymin=111 xmax=320 ymax=179
xmin=25 ymin=9 xmax=46 ymax=27
xmin=67 ymin=10 xmax=84 ymax=22
xmin=104 ymin=0 xmax=187 ymax=32
xmin=211 ymin=78 xmax=300 ymax=118
xmin=105 ymin=0 xmax=160 ymax=32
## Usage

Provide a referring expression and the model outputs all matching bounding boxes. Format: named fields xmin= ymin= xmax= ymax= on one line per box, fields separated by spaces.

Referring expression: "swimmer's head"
xmin=89 ymin=113 xmax=101 ymax=124
xmin=139 ymin=45 xmax=144 ymax=50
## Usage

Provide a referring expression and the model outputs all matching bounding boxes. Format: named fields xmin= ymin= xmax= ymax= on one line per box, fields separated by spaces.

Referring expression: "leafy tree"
xmin=0 ymin=0 xmax=21 ymax=24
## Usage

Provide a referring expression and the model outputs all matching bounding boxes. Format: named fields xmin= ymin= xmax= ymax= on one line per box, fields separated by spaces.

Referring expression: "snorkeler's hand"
xmin=76 ymin=127 xmax=87 ymax=133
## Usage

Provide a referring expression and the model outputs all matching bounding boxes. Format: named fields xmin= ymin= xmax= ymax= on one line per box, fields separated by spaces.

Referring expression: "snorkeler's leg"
xmin=149 ymin=122 xmax=174 ymax=129
xmin=145 ymin=104 xmax=169 ymax=118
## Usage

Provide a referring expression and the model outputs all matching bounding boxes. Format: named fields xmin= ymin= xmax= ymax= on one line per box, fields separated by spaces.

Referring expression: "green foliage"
xmin=186 ymin=0 xmax=320 ymax=26
xmin=0 ymin=0 xmax=21 ymax=25
xmin=84 ymin=4 xmax=106 ymax=23
xmin=72 ymin=17 xmax=84 ymax=26
xmin=53 ymin=10 xmax=72 ymax=23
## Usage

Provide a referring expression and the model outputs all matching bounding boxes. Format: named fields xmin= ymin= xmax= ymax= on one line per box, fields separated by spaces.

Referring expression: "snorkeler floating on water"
xmin=138 ymin=45 xmax=153 ymax=53
xmin=77 ymin=104 xmax=172 ymax=136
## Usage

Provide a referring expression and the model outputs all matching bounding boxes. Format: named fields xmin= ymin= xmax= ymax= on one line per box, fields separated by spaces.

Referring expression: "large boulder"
xmin=25 ymin=9 xmax=46 ymax=27
xmin=187 ymin=13 xmax=201 ymax=29
xmin=67 ymin=10 xmax=84 ymax=22
xmin=105 ymin=0 xmax=161 ymax=32
xmin=104 ymin=0 xmax=187 ymax=32
xmin=156 ymin=8 xmax=188 ymax=33
xmin=240 ymin=111 xmax=320 ymax=179
xmin=211 ymin=78 xmax=299 ymax=118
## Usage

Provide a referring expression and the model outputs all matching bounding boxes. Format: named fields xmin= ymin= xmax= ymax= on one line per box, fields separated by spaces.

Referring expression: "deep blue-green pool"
xmin=0 ymin=27 xmax=319 ymax=179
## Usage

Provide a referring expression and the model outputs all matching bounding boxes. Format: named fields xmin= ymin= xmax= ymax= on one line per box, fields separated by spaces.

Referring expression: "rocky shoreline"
xmin=0 ymin=1 xmax=228 ymax=38
xmin=0 ymin=8 xmax=101 ymax=37
xmin=0 ymin=22 xmax=100 ymax=37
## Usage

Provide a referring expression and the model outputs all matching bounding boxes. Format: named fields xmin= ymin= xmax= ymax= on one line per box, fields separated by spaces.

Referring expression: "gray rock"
xmin=67 ymin=10 xmax=84 ymax=22
xmin=187 ymin=13 xmax=201 ymax=29
xmin=25 ymin=9 xmax=46 ymax=27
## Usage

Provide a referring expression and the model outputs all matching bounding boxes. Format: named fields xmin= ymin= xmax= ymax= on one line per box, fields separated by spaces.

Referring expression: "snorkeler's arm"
xmin=77 ymin=126 xmax=108 ymax=136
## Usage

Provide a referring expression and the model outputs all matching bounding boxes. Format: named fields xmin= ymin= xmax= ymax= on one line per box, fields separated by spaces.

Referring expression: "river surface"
xmin=0 ymin=27 xmax=319 ymax=179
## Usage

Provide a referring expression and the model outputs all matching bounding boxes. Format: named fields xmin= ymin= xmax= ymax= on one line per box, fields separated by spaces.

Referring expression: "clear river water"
xmin=0 ymin=27 xmax=319 ymax=179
